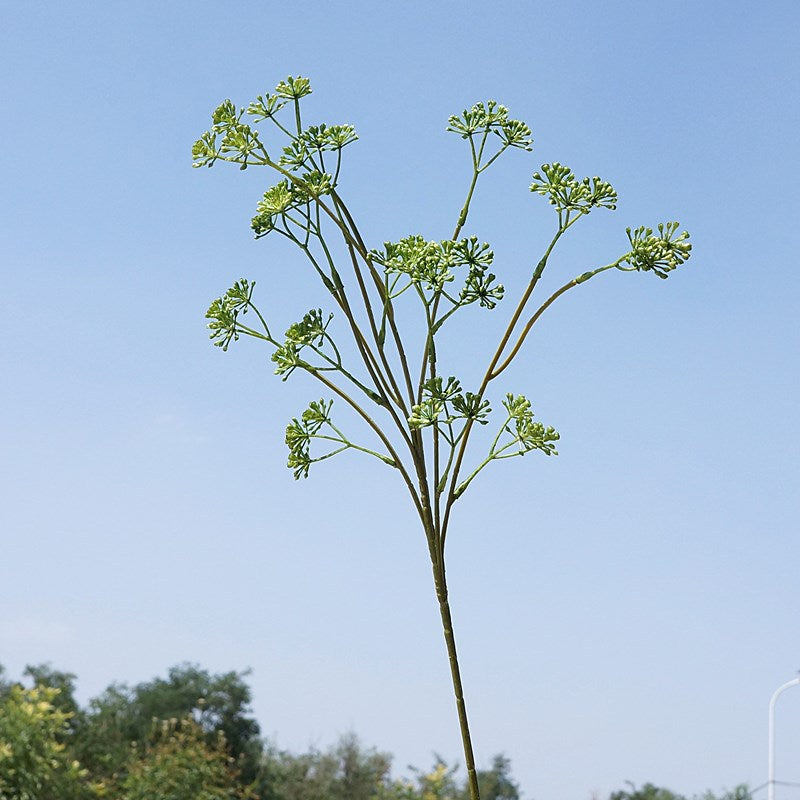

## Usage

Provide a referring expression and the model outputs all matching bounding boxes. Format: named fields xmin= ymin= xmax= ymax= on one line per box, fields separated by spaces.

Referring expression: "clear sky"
xmin=2 ymin=2 xmax=799 ymax=799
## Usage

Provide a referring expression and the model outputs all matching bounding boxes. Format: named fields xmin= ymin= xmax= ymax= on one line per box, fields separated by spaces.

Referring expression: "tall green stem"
xmin=453 ymin=168 xmax=479 ymax=242
xmin=434 ymin=564 xmax=480 ymax=800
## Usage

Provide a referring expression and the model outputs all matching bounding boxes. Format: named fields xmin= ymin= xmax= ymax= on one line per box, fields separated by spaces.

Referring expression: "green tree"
xmin=255 ymin=739 xmax=520 ymax=800
xmin=405 ymin=754 xmax=520 ymax=800
xmin=194 ymin=75 xmax=691 ymax=800
xmin=610 ymin=784 xmax=687 ymax=800
xmin=71 ymin=682 xmax=139 ymax=785
xmin=0 ymin=663 xmax=525 ymax=800
xmin=256 ymin=733 xmax=394 ymax=800
xmin=0 ymin=685 xmax=98 ymax=800
xmin=120 ymin=717 xmax=251 ymax=800
xmin=467 ymin=755 xmax=519 ymax=800
xmin=0 ymin=665 xmax=11 ymax=699
xmin=129 ymin=663 xmax=261 ymax=774
xmin=21 ymin=663 xmax=81 ymax=720
xmin=608 ymin=782 xmax=753 ymax=800
xmin=74 ymin=664 xmax=262 ymax=788
xmin=413 ymin=758 xmax=461 ymax=800
xmin=697 ymin=787 xmax=753 ymax=800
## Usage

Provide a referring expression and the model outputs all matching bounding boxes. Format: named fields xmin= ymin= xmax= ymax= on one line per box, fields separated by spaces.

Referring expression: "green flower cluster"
xmin=622 ymin=222 xmax=692 ymax=279
xmin=285 ymin=398 xmax=394 ymax=480
xmin=453 ymin=394 xmax=559 ymax=499
xmin=274 ymin=75 xmax=312 ymax=100
xmin=530 ymin=162 xmax=617 ymax=215
xmin=372 ymin=235 xmax=504 ymax=310
xmin=272 ymin=309 xmax=333 ymax=380
xmin=251 ymin=172 xmax=333 ymax=237
xmin=285 ymin=399 xmax=333 ymax=479
xmin=500 ymin=394 xmax=560 ymax=457
xmin=279 ymin=123 xmax=358 ymax=169
xmin=192 ymin=98 xmax=266 ymax=171
xmin=205 ymin=279 xmax=256 ymax=351
xmin=409 ymin=376 xmax=491 ymax=434
xmin=192 ymin=74 xmax=357 ymax=204
xmin=447 ymin=100 xmax=533 ymax=151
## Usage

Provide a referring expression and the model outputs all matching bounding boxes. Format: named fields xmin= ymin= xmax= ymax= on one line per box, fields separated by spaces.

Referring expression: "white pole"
xmin=768 ymin=674 xmax=800 ymax=800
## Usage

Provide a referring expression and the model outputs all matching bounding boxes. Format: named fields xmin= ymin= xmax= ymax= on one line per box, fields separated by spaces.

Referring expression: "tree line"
xmin=0 ymin=663 xmax=749 ymax=800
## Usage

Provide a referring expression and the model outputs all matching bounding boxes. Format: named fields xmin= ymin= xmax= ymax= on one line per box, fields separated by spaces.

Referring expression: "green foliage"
xmin=0 ymin=664 xmax=528 ymax=800
xmin=70 ymin=683 xmax=135 ymax=785
xmin=413 ymin=758 xmax=460 ymax=800
xmin=256 ymin=733 xmax=396 ymax=800
xmin=195 ymin=74 xmax=692 ymax=800
xmin=610 ymin=783 xmax=686 ymax=800
xmin=20 ymin=664 xmax=80 ymax=720
xmin=121 ymin=718 xmax=251 ymax=800
xmin=73 ymin=664 xmax=262 ymax=787
xmin=2 ymin=664 xmax=757 ymax=800
xmin=696 ymin=787 xmax=753 ymax=800
xmin=128 ymin=665 xmax=260 ymax=765
xmin=0 ymin=685 xmax=98 ymax=800
xmin=470 ymin=754 xmax=520 ymax=800
xmin=254 ymin=743 xmax=521 ymax=800
xmin=400 ymin=754 xmax=519 ymax=800
xmin=0 ymin=666 xmax=10 ymax=701
xmin=607 ymin=782 xmax=753 ymax=800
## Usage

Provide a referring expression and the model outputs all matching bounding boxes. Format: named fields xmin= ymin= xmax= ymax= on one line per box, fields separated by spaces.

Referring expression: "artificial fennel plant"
xmin=193 ymin=75 xmax=691 ymax=800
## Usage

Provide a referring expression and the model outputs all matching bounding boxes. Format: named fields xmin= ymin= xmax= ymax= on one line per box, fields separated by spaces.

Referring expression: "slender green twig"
xmin=440 ymin=223 xmax=567 ymax=545
xmin=312 ymin=370 xmax=423 ymax=518
xmin=490 ymin=260 xmax=622 ymax=380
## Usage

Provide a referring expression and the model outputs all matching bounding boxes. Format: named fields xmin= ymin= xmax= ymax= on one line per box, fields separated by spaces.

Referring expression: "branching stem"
xmin=198 ymin=85 xmax=689 ymax=800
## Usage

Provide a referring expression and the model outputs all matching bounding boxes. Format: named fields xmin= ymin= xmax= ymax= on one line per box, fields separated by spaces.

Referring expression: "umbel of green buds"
xmin=194 ymin=75 xmax=691 ymax=800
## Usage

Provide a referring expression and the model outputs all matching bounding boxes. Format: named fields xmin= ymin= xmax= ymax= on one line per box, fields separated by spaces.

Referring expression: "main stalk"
xmin=432 ymin=560 xmax=481 ymax=800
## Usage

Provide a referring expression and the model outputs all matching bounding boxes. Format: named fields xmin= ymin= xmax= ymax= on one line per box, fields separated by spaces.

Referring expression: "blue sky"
xmin=1 ymin=2 xmax=799 ymax=798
